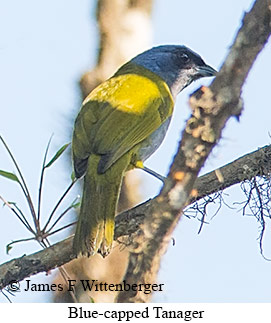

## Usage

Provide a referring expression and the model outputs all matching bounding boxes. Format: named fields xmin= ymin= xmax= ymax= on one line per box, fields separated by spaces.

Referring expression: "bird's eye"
xmin=180 ymin=53 xmax=190 ymax=62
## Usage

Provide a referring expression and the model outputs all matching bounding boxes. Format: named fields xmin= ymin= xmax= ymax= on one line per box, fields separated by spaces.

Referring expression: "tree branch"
xmin=1 ymin=143 xmax=271 ymax=290
xmin=194 ymin=144 xmax=271 ymax=202
xmin=0 ymin=0 xmax=270 ymax=297
xmin=116 ymin=0 xmax=271 ymax=302
xmin=53 ymin=0 xmax=154 ymax=303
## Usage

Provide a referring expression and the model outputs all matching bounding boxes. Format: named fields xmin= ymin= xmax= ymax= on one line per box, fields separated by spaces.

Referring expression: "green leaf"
xmin=88 ymin=295 xmax=95 ymax=303
xmin=45 ymin=143 xmax=70 ymax=168
xmin=0 ymin=170 xmax=20 ymax=183
xmin=7 ymin=201 xmax=16 ymax=206
xmin=6 ymin=244 xmax=12 ymax=254
xmin=71 ymin=201 xmax=80 ymax=209
xmin=71 ymin=171 xmax=76 ymax=182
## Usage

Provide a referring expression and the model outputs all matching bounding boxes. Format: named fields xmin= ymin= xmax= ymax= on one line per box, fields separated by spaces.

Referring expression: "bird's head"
xmin=131 ymin=45 xmax=216 ymax=98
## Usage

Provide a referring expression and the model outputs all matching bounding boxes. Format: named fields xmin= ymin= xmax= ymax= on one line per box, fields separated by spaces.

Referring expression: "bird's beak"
xmin=196 ymin=64 xmax=217 ymax=77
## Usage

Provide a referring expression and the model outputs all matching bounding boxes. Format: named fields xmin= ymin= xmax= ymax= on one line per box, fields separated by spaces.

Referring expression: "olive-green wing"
xmin=72 ymin=72 xmax=173 ymax=177
xmin=72 ymin=99 xmax=101 ymax=178
xmin=94 ymin=98 xmax=166 ymax=173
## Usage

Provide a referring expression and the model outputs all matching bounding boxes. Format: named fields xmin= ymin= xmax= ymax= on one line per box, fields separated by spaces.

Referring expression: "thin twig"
xmin=46 ymin=206 xmax=74 ymax=233
xmin=6 ymin=237 xmax=36 ymax=252
xmin=12 ymin=202 xmax=34 ymax=233
xmin=37 ymin=135 xmax=53 ymax=222
xmin=0 ymin=195 xmax=34 ymax=234
xmin=42 ymin=180 xmax=76 ymax=233
xmin=1 ymin=290 xmax=12 ymax=303
xmin=46 ymin=196 xmax=79 ymax=233
xmin=253 ymin=178 xmax=271 ymax=261
xmin=45 ymin=221 xmax=76 ymax=237
xmin=0 ymin=135 xmax=38 ymax=231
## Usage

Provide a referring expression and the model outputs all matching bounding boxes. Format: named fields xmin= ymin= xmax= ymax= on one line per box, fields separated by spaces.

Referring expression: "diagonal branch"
xmin=0 ymin=0 xmax=270 ymax=296
xmin=116 ymin=0 xmax=271 ymax=302
xmin=1 ymin=143 xmax=271 ymax=290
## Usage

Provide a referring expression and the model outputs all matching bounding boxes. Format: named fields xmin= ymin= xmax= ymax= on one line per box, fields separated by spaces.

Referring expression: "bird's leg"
xmin=135 ymin=161 xmax=166 ymax=183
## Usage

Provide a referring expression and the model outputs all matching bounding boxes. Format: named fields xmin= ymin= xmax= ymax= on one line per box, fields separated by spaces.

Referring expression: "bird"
xmin=72 ymin=45 xmax=216 ymax=257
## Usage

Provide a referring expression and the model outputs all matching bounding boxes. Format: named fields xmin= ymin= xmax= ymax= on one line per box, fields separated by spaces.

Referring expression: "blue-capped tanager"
xmin=72 ymin=45 xmax=216 ymax=257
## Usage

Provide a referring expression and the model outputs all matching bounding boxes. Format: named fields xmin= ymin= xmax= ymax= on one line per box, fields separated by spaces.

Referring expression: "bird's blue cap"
xmin=131 ymin=45 xmax=216 ymax=97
